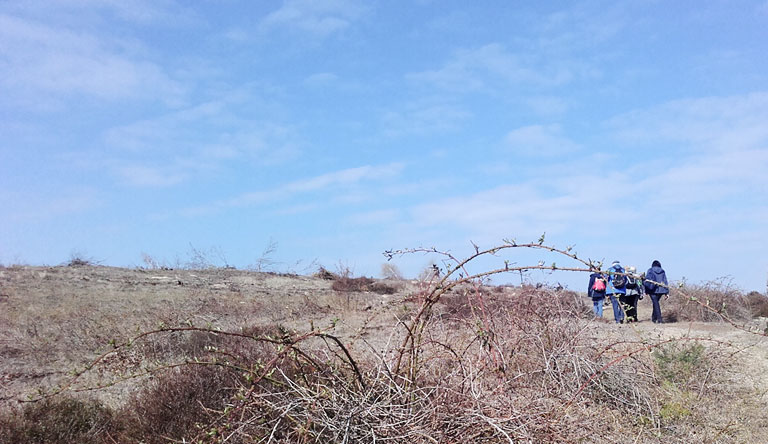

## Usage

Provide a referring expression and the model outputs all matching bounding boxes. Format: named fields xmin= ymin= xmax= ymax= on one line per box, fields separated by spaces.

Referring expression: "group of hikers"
xmin=587 ymin=260 xmax=669 ymax=324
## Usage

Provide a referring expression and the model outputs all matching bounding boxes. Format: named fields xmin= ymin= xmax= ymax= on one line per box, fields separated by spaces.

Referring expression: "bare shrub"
xmin=331 ymin=275 xmax=396 ymax=294
xmin=66 ymin=250 xmax=99 ymax=267
xmin=184 ymin=243 xmax=230 ymax=270
xmin=246 ymin=238 xmax=279 ymax=272
xmin=314 ymin=265 xmax=336 ymax=280
xmin=380 ymin=262 xmax=405 ymax=280
xmin=745 ymin=290 xmax=768 ymax=318
xmin=120 ymin=365 xmax=241 ymax=443
xmin=138 ymin=252 xmax=173 ymax=270
xmin=321 ymin=264 xmax=398 ymax=294
xmin=667 ymin=278 xmax=752 ymax=322
xmin=13 ymin=240 xmax=761 ymax=443
xmin=0 ymin=396 xmax=119 ymax=444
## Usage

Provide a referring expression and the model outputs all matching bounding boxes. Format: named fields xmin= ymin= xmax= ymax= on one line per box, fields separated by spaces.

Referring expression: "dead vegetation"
xmin=1 ymin=241 xmax=767 ymax=443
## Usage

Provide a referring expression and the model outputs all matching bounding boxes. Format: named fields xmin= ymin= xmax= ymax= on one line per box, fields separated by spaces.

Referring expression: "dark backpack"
xmin=611 ymin=271 xmax=627 ymax=288
xmin=626 ymin=275 xmax=638 ymax=290
xmin=643 ymin=280 xmax=658 ymax=294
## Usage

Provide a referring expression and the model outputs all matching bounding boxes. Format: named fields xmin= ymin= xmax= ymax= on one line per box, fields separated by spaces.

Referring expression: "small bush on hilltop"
xmin=331 ymin=275 xmax=397 ymax=294
xmin=380 ymin=262 xmax=405 ymax=280
xmin=317 ymin=265 xmax=398 ymax=294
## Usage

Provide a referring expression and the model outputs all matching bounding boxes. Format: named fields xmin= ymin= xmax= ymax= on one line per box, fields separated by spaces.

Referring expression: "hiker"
xmin=644 ymin=260 xmax=669 ymax=323
xmin=587 ymin=268 xmax=607 ymax=317
xmin=622 ymin=266 xmax=643 ymax=322
xmin=606 ymin=260 xmax=627 ymax=323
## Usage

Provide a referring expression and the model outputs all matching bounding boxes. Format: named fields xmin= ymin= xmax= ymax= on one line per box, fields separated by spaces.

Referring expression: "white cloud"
xmin=100 ymin=97 xmax=302 ymax=187
xmin=504 ymin=124 xmax=580 ymax=156
xmin=407 ymin=183 xmax=592 ymax=244
xmin=382 ymin=101 xmax=470 ymax=136
xmin=608 ymin=92 xmax=768 ymax=151
xmin=0 ymin=13 xmax=182 ymax=105
xmin=116 ymin=165 xmax=187 ymax=187
xmin=5 ymin=0 xmax=196 ymax=26
xmin=346 ymin=209 xmax=401 ymax=225
xmin=605 ymin=92 xmax=768 ymax=207
xmin=526 ymin=96 xmax=569 ymax=116
xmin=189 ymin=163 xmax=405 ymax=215
xmin=303 ymin=72 xmax=340 ymax=87
xmin=1 ymin=188 xmax=101 ymax=223
xmin=407 ymin=43 xmax=584 ymax=94
xmin=260 ymin=0 xmax=367 ymax=37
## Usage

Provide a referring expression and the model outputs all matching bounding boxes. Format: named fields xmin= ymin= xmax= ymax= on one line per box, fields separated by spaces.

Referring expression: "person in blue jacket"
xmin=587 ymin=268 xmax=607 ymax=317
xmin=644 ymin=260 xmax=669 ymax=323
xmin=606 ymin=260 xmax=627 ymax=323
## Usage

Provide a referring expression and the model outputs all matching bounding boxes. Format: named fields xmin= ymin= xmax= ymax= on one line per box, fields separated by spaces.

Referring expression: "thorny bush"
xmin=2 ymin=239 xmax=762 ymax=443
xmin=666 ymin=278 xmax=754 ymax=323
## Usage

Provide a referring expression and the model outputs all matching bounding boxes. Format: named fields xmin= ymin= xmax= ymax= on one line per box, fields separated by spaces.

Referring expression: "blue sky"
xmin=2 ymin=0 xmax=767 ymax=292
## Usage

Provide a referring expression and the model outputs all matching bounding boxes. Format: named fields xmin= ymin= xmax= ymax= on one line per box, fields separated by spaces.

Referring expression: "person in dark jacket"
xmin=587 ymin=269 xmax=607 ymax=318
xmin=621 ymin=266 xmax=643 ymax=322
xmin=644 ymin=260 xmax=669 ymax=323
xmin=606 ymin=260 xmax=626 ymax=323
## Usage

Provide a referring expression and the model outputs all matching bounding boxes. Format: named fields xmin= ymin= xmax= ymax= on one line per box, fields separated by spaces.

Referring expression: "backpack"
xmin=626 ymin=275 xmax=638 ymax=290
xmin=643 ymin=280 xmax=658 ymax=294
xmin=592 ymin=277 xmax=606 ymax=292
xmin=611 ymin=271 xmax=627 ymax=288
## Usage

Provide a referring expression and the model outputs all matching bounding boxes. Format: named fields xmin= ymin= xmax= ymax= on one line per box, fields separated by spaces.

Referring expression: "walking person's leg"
xmin=630 ymin=295 xmax=639 ymax=322
xmin=609 ymin=294 xmax=623 ymax=323
xmin=593 ymin=297 xmax=604 ymax=317
xmin=622 ymin=295 xmax=636 ymax=322
xmin=650 ymin=294 xmax=663 ymax=323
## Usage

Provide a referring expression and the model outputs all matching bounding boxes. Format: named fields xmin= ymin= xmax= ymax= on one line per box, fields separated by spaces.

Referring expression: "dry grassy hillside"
xmin=1 ymin=263 xmax=767 ymax=443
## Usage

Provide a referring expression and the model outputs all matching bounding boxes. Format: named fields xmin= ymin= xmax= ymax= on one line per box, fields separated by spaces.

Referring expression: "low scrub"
xmin=2 ymin=242 xmax=760 ymax=443
xmin=0 ymin=396 xmax=119 ymax=444
xmin=666 ymin=278 xmax=753 ymax=322
xmin=331 ymin=275 xmax=397 ymax=294
xmin=745 ymin=290 xmax=768 ymax=318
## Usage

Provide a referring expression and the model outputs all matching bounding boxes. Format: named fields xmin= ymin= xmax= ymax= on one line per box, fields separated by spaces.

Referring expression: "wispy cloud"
xmin=525 ymin=96 xmax=569 ymax=116
xmin=101 ymin=97 xmax=301 ymax=186
xmin=382 ymin=100 xmax=470 ymax=137
xmin=115 ymin=164 xmax=188 ymax=187
xmin=504 ymin=124 xmax=580 ymax=156
xmin=303 ymin=72 xmax=340 ymax=87
xmin=5 ymin=0 xmax=196 ymax=26
xmin=394 ymin=91 xmax=768 ymax=253
xmin=185 ymin=163 xmax=405 ymax=215
xmin=1 ymin=187 xmax=101 ymax=224
xmin=260 ymin=0 xmax=368 ymax=37
xmin=608 ymin=92 xmax=768 ymax=151
xmin=0 ymin=13 xmax=182 ymax=107
xmin=407 ymin=43 xmax=586 ymax=94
